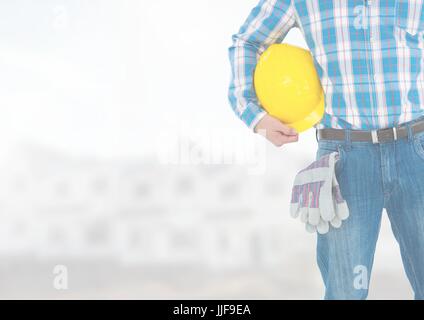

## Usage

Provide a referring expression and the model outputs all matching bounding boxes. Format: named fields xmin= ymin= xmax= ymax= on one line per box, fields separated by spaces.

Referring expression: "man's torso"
xmin=292 ymin=0 xmax=424 ymax=129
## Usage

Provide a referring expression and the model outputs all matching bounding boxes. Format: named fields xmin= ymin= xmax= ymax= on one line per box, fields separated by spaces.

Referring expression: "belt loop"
xmin=345 ymin=129 xmax=352 ymax=150
xmin=393 ymin=127 xmax=398 ymax=141
xmin=371 ymin=130 xmax=379 ymax=144
xmin=407 ymin=122 xmax=414 ymax=142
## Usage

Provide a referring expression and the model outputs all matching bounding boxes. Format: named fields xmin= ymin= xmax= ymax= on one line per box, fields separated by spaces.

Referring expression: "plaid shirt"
xmin=228 ymin=0 xmax=424 ymax=130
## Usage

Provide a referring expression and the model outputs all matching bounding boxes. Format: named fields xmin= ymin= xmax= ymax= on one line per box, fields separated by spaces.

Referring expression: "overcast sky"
xmin=0 ymin=0 xmax=309 ymax=159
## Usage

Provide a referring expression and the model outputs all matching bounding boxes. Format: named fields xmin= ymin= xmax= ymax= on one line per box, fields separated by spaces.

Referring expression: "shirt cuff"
xmin=241 ymin=102 xmax=268 ymax=131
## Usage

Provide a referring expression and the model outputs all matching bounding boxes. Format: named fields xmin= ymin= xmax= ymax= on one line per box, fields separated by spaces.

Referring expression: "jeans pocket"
xmin=396 ymin=0 xmax=424 ymax=35
xmin=413 ymin=132 xmax=424 ymax=161
xmin=316 ymin=142 xmax=346 ymax=173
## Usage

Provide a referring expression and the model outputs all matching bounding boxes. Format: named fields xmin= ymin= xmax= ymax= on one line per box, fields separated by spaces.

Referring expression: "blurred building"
xmin=0 ymin=143 xmax=295 ymax=271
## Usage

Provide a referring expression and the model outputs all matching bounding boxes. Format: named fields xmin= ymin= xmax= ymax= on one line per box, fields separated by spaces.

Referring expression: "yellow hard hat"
xmin=254 ymin=44 xmax=325 ymax=132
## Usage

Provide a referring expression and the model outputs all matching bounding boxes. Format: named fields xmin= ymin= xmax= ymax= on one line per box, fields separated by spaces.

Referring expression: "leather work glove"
xmin=304 ymin=173 xmax=350 ymax=234
xmin=290 ymin=152 xmax=350 ymax=234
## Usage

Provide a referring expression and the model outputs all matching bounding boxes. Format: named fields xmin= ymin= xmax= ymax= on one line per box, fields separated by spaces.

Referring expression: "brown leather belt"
xmin=317 ymin=118 xmax=424 ymax=143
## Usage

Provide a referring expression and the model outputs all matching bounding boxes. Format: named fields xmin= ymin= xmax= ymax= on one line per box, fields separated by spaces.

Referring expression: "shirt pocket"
xmin=396 ymin=0 xmax=424 ymax=35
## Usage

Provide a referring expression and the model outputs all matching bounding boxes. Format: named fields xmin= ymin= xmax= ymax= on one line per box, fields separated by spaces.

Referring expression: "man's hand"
xmin=254 ymin=114 xmax=299 ymax=147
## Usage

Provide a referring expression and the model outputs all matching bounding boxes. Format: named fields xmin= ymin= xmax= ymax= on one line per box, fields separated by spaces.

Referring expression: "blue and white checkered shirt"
xmin=228 ymin=0 xmax=424 ymax=130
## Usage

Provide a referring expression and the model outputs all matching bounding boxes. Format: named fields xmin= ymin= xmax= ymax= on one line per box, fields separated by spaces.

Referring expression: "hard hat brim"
xmin=286 ymin=93 xmax=325 ymax=133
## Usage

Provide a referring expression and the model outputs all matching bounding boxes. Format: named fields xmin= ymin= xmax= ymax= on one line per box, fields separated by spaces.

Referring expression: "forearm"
xmin=228 ymin=40 xmax=267 ymax=130
xmin=227 ymin=0 xmax=297 ymax=130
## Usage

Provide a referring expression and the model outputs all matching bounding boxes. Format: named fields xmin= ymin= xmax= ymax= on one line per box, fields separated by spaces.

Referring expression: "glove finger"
xmin=330 ymin=216 xmax=342 ymax=228
xmin=332 ymin=173 xmax=350 ymax=221
xmin=300 ymin=208 xmax=309 ymax=223
xmin=305 ymin=223 xmax=317 ymax=233
xmin=317 ymin=219 xmax=330 ymax=235
xmin=319 ymin=187 xmax=336 ymax=222
xmin=336 ymin=201 xmax=350 ymax=221
xmin=308 ymin=208 xmax=321 ymax=226
xmin=320 ymin=156 xmax=337 ymax=222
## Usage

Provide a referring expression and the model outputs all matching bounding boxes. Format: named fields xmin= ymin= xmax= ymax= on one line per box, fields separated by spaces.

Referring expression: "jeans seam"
xmin=316 ymin=247 xmax=329 ymax=275
xmin=389 ymin=212 xmax=423 ymax=298
xmin=316 ymin=244 xmax=329 ymax=292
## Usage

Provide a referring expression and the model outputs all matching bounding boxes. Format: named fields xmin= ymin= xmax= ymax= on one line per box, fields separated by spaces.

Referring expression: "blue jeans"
xmin=316 ymin=119 xmax=424 ymax=300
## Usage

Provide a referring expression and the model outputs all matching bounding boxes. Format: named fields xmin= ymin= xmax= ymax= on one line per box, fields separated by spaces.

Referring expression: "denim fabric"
xmin=316 ymin=117 xmax=424 ymax=300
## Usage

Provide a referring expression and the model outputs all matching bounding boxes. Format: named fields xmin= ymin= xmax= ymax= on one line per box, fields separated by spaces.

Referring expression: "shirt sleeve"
xmin=228 ymin=0 xmax=297 ymax=130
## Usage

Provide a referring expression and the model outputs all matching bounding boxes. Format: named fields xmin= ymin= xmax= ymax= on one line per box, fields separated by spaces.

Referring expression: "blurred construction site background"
xmin=0 ymin=0 xmax=412 ymax=299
